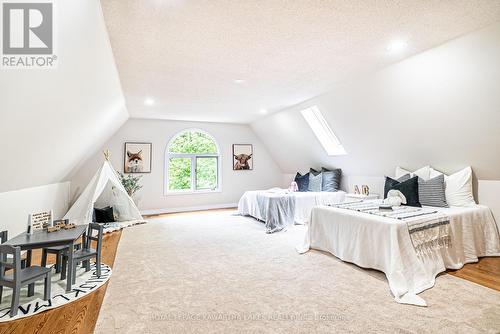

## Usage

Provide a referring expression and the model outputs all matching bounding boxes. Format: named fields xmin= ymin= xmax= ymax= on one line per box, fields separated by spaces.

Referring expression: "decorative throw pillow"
xmin=309 ymin=168 xmax=321 ymax=176
xmin=94 ymin=206 xmax=115 ymax=223
xmin=294 ymin=172 xmax=310 ymax=192
xmin=429 ymin=167 xmax=443 ymax=179
xmin=308 ymin=172 xmax=323 ymax=192
xmin=396 ymin=174 xmax=411 ymax=182
xmin=384 ymin=176 xmax=421 ymax=207
xmin=444 ymin=167 xmax=476 ymax=207
xmin=395 ymin=166 xmax=431 ymax=181
xmin=418 ymin=174 xmax=448 ymax=207
xmin=384 ymin=175 xmax=409 ymax=197
xmin=321 ymin=167 xmax=341 ymax=192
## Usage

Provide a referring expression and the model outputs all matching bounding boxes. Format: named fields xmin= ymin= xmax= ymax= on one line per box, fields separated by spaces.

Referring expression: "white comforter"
xmin=297 ymin=204 xmax=500 ymax=306
xmin=238 ymin=189 xmax=346 ymax=232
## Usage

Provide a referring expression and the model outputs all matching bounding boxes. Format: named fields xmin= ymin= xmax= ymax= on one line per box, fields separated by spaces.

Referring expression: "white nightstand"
xmin=345 ymin=193 xmax=380 ymax=201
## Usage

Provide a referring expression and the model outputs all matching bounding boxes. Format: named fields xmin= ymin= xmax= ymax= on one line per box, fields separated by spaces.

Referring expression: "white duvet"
xmin=297 ymin=204 xmax=500 ymax=306
xmin=238 ymin=189 xmax=346 ymax=232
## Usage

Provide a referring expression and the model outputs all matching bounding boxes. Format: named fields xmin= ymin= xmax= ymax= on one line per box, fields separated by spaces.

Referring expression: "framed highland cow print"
xmin=233 ymin=144 xmax=253 ymax=170
xmin=124 ymin=142 xmax=152 ymax=173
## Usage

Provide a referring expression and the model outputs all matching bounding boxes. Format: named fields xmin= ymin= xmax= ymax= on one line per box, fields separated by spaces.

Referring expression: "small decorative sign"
xmin=27 ymin=210 xmax=53 ymax=234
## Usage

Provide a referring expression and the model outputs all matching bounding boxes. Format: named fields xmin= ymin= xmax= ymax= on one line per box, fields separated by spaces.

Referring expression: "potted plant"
xmin=118 ymin=172 xmax=143 ymax=202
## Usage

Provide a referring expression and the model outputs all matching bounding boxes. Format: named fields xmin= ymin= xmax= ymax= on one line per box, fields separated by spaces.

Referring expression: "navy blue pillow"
xmin=94 ymin=206 xmax=115 ymax=223
xmin=384 ymin=175 xmax=410 ymax=197
xmin=384 ymin=176 xmax=421 ymax=207
xmin=295 ymin=172 xmax=310 ymax=192
xmin=321 ymin=167 xmax=342 ymax=192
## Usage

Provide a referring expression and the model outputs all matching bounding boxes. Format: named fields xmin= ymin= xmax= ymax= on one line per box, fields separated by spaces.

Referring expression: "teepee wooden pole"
xmin=103 ymin=149 xmax=110 ymax=161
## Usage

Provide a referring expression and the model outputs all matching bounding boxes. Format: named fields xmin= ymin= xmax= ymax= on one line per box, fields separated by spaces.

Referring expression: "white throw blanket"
xmin=331 ymin=201 xmax=452 ymax=256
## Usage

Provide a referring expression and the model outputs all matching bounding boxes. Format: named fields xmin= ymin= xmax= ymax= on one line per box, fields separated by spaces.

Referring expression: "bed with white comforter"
xmin=297 ymin=202 xmax=500 ymax=306
xmin=238 ymin=188 xmax=346 ymax=233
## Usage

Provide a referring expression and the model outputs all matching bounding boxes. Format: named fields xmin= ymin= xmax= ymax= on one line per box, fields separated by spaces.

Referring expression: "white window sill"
xmin=165 ymin=189 xmax=222 ymax=196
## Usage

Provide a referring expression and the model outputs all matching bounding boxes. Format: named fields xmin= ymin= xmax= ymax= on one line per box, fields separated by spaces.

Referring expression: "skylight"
xmin=300 ymin=106 xmax=346 ymax=156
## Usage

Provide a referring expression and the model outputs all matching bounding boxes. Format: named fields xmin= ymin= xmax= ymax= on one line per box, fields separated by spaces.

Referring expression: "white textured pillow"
xmin=395 ymin=166 xmax=431 ymax=181
xmin=444 ymin=167 xmax=476 ymax=207
xmin=429 ymin=167 xmax=443 ymax=179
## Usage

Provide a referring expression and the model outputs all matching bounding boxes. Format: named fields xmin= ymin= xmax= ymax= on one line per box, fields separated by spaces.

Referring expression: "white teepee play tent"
xmin=64 ymin=152 xmax=144 ymax=225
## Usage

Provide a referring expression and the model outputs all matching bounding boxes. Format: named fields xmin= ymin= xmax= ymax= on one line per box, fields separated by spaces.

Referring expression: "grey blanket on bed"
xmin=256 ymin=192 xmax=296 ymax=233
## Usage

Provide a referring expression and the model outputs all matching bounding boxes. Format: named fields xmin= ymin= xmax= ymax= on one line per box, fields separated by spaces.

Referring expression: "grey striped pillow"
xmin=418 ymin=174 xmax=448 ymax=207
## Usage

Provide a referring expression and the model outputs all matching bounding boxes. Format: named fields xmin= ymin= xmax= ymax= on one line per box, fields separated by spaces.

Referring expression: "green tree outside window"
xmin=167 ymin=130 xmax=219 ymax=192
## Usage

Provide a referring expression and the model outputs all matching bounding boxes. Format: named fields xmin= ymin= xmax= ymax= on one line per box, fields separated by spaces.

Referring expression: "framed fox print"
xmin=233 ymin=144 xmax=253 ymax=170
xmin=124 ymin=142 xmax=152 ymax=173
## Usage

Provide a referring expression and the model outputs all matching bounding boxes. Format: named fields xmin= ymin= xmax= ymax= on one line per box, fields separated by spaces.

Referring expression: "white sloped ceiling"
xmin=251 ymin=22 xmax=500 ymax=180
xmin=101 ymin=0 xmax=500 ymax=124
xmin=0 ymin=0 xmax=128 ymax=193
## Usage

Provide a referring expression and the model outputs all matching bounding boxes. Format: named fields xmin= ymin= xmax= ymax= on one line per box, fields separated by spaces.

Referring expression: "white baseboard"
xmin=140 ymin=203 xmax=238 ymax=216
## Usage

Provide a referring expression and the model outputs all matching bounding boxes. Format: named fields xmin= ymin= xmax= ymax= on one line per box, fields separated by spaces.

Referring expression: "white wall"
xmin=251 ymin=22 xmax=500 ymax=181
xmin=478 ymin=180 xmax=500 ymax=232
xmin=0 ymin=0 xmax=128 ymax=193
xmin=0 ymin=182 xmax=70 ymax=237
xmin=69 ymin=119 xmax=283 ymax=212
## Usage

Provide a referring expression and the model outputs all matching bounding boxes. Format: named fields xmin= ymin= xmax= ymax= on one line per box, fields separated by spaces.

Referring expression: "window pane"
xmin=300 ymin=106 xmax=346 ymax=156
xmin=196 ymin=157 xmax=217 ymax=190
xmin=169 ymin=131 xmax=218 ymax=154
xmin=168 ymin=158 xmax=191 ymax=190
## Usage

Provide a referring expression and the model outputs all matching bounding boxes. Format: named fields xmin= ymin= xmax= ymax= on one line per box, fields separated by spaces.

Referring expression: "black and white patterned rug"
xmin=0 ymin=263 xmax=112 ymax=322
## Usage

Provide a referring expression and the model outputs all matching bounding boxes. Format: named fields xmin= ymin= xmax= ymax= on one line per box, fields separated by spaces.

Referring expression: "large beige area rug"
xmin=96 ymin=210 xmax=500 ymax=334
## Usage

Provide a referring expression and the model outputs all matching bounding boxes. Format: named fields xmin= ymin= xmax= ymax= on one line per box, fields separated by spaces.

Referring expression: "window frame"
xmin=164 ymin=129 xmax=222 ymax=195
xmin=300 ymin=105 xmax=347 ymax=156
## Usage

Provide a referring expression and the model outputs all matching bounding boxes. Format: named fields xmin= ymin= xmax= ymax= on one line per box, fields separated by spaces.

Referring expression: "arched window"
xmin=166 ymin=129 xmax=220 ymax=193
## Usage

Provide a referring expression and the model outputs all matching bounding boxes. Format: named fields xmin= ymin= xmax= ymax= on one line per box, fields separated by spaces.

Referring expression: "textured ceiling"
xmin=101 ymin=0 xmax=500 ymax=124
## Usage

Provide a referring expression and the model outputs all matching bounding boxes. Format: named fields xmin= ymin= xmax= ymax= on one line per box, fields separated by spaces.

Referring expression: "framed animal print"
xmin=233 ymin=144 xmax=253 ymax=170
xmin=124 ymin=142 xmax=152 ymax=173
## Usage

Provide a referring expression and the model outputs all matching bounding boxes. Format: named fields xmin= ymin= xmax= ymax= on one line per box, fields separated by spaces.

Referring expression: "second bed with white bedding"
xmin=297 ymin=202 xmax=500 ymax=306
xmin=238 ymin=189 xmax=346 ymax=233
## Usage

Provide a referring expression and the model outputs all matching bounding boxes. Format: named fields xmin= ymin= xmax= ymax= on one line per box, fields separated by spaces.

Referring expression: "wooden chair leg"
xmin=41 ymin=249 xmax=47 ymax=267
xmin=10 ymin=286 xmax=20 ymax=317
xmin=61 ymin=257 xmax=67 ymax=280
xmin=85 ymin=259 xmax=91 ymax=272
xmin=44 ymin=272 xmax=51 ymax=300
xmin=0 ymin=285 xmax=3 ymax=303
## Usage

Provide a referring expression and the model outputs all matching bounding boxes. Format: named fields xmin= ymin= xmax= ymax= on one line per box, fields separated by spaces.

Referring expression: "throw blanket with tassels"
xmin=331 ymin=200 xmax=451 ymax=256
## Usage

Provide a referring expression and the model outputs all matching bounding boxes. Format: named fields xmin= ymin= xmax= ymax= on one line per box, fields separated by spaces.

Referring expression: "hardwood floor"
xmin=0 ymin=230 xmax=122 ymax=334
xmin=143 ymin=207 xmax=237 ymax=219
xmin=448 ymin=257 xmax=500 ymax=291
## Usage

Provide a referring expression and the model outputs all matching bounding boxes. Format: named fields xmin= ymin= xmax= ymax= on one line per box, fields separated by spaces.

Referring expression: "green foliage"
xmin=168 ymin=131 xmax=218 ymax=191
xmin=168 ymin=158 xmax=191 ymax=190
xmin=196 ymin=157 xmax=217 ymax=190
xmin=169 ymin=131 xmax=217 ymax=154
xmin=118 ymin=172 xmax=143 ymax=197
